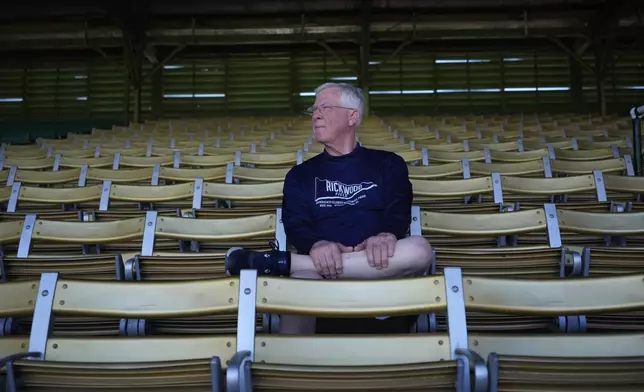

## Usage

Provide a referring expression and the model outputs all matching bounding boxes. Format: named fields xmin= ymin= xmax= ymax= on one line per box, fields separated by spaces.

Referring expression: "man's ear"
xmin=348 ymin=110 xmax=359 ymax=126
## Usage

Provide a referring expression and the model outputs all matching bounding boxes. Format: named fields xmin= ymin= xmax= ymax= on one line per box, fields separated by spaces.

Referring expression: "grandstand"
xmin=1 ymin=1 xmax=644 ymax=391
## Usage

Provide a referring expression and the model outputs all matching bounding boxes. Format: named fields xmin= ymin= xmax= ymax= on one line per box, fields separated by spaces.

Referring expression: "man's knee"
xmin=401 ymin=235 xmax=433 ymax=271
xmin=291 ymin=270 xmax=323 ymax=280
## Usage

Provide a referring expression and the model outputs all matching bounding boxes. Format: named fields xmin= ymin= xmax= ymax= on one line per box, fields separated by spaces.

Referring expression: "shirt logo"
xmin=314 ymin=177 xmax=378 ymax=207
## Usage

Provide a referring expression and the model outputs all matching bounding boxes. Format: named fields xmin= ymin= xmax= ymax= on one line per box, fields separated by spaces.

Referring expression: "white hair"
xmin=314 ymin=82 xmax=364 ymax=126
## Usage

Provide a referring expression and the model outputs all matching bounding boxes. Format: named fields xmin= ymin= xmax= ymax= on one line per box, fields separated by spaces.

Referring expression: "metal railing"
xmin=630 ymin=105 xmax=644 ymax=176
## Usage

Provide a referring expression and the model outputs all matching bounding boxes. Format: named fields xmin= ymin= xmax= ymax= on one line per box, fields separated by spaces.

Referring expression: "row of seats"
xmin=385 ymin=113 xmax=629 ymax=130
xmin=32 ymin=127 xmax=635 ymax=150
xmin=0 ymin=170 xmax=642 ymax=214
xmin=6 ymin=113 xmax=636 ymax=154
xmin=0 ymin=203 xmax=639 ymax=261
xmin=25 ymin=125 xmax=639 ymax=147
xmin=0 ymin=203 xmax=642 ymax=341
xmin=2 ymin=113 xmax=644 ymax=391
xmin=0 ymin=157 xmax=634 ymax=186
xmin=0 ymin=205 xmax=639 ymax=262
xmin=1 ymin=143 xmax=637 ymax=167
xmin=24 ymin=140 xmax=634 ymax=160
xmin=2 ymin=269 xmax=644 ymax=391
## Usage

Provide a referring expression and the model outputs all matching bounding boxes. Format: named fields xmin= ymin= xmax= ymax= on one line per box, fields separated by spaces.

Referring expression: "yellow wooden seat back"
xmin=120 ymin=155 xmax=174 ymax=168
xmin=604 ymin=174 xmax=644 ymax=193
xmin=19 ymin=184 xmax=103 ymax=204
xmin=470 ymin=333 xmax=644 ymax=360
xmin=470 ymin=160 xmax=544 ymax=176
xmin=203 ymin=182 xmax=283 ymax=201
xmin=160 ymin=166 xmax=228 ymax=181
xmin=180 ymin=154 xmax=235 ymax=167
xmin=0 ymin=280 xmax=39 ymax=317
xmin=4 ymin=157 xmax=54 ymax=170
xmin=155 ymin=213 xmax=276 ymax=240
xmin=407 ymin=162 xmax=463 ymax=179
xmin=49 ymin=277 xmax=238 ymax=318
xmin=15 ymin=169 xmax=81 ymax=185
xmin=0 ymin=219 xmax=25 ymax=244
xmin=490 ymin=149 xmax=546 ymax=163
xmin=411 ymin=177 xmax=493 ymax=197
xmin=231 ymin=166 xmax=289 ymax=182
xmin=42 ymin=336 xmax=235 ymax=364
xmin=551 ymin=158 xmax=626 ymax=175
xmin=110 ymin=182 xmax=195 ymax=202
xmin=420 ymin=208 xmax=547 ymax=236
xmin=501 ymin=174 xmax=598 ymax=195
xmin=31 ymin=217 xmax=146 ymax=243
xmin=87 ymin=167 xmax=153 ymax=183
xmin=59 ymin=155 xmax=114 ymax=168
xmin=557 ymin=209 xmax=644 ymax=235
xmin=464 ymin=274 xmax=644 ymax=314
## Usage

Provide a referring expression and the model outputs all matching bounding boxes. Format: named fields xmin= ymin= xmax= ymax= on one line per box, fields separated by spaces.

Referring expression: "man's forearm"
xmin=290 ymin=236 xmax=432 ymax=279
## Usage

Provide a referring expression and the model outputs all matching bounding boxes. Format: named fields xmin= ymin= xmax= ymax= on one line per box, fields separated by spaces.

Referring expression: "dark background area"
xmin=0 ymin=0 xmax=642 ymax=141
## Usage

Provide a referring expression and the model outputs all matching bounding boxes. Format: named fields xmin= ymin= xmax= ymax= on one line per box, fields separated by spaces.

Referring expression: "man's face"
xmin=312 ymin=88 xmax=353 ymax=144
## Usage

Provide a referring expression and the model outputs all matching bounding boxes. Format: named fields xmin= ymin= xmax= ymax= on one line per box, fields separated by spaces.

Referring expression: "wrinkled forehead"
xmin=314 ymin=87 xmax=342 ymax=105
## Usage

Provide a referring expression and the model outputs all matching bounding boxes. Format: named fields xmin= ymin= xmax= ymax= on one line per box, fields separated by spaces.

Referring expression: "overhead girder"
xmin=0 ymin=10 xmax=642 ymax=51
xmin=0 ymin=0 xmax=610 ymax=21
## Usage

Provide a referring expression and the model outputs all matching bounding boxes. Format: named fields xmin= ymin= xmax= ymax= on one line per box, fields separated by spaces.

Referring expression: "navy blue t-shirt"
xmin=281 ymin=143 xmax=412 ymax=254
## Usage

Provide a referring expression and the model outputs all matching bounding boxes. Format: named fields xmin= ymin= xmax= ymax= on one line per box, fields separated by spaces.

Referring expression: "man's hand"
xmin=309 ymin=240 xmax=353 ymax=279
xmin=353 ymin=233 xmax=397 ymax=270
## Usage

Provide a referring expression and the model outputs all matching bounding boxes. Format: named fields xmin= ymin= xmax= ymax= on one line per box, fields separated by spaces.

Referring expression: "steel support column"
xmin=359 ymin=0 xmax=371 ymax=117
xmin=140 ymin=44 xmax=186 ymax=85
xmin=317 ymin=41 xmax=358 ymax=75
xmin=499 ymin=51 xmax=506 ymax=113
xmin=631 ymin=105 xmax=644 ymax=176
xmin=120 ymin=10 xmax=147 ymax=125
xmin=289 ymin=51 xmax=298 ymax=113
xmin=123 ymin=70 xmax=131 ymax=125
xmin=224 ymin=55 xmax=230 ymax=113
xmin=594 ymin=45 xmax=607 ymax=118
xmin=133 ymin=87 xmax=142 ymax=124
xmin=151 ymin=66 xmax=162 ymax=119
xmin=548 ymin=37 xmax=606 ymax=116
xmin=583 ymin=0 xmax=628 ymax=117
xmin=569 ymin=54 xmax=583 ymax=111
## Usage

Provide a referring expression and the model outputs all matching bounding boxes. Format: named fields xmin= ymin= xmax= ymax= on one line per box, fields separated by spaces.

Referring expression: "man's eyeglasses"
xmin=305 ymin=104 xmax=357 ymax=116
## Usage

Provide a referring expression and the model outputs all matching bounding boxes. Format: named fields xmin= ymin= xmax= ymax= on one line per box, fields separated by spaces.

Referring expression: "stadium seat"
xmin=556 ymin=208 xmax=644 ymax=246
xmin=464 ymin=274 xmax=644 ymax=391
xmin=11 ymin=169 xmax=82 ymax=187
xmin=417 ymin=205 xmax=560 ymax=248
xmin=232 ymin=268 xmax=486 ymax=392
xmin=1 ymin=273 xmax=235 ymax=391
xmin=9 ymin=211 xmax=281 ymax=257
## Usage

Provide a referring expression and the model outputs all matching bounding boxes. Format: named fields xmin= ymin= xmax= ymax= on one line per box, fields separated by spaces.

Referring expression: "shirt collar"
xmin=323 ymin=142 xmax=362 ymax=160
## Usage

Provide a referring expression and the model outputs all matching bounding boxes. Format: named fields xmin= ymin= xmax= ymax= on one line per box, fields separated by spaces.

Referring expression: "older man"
xmin=226 ymin=83 xmax=433 ymax=334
